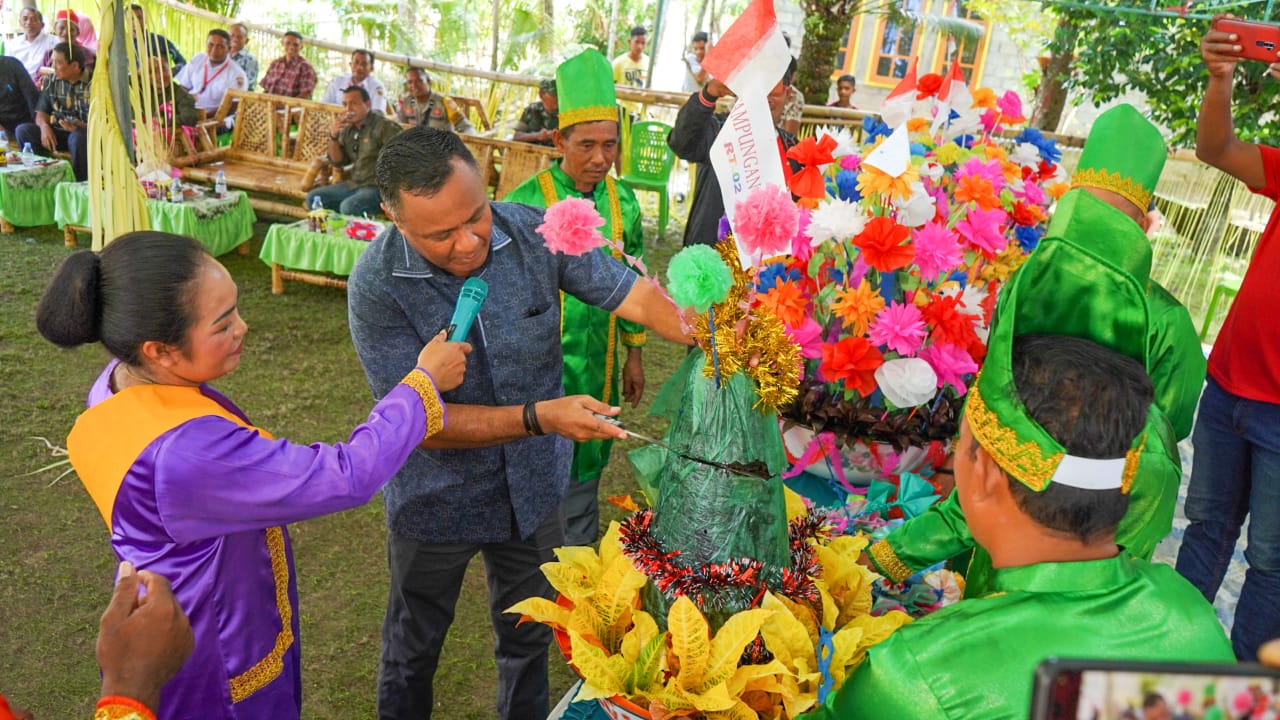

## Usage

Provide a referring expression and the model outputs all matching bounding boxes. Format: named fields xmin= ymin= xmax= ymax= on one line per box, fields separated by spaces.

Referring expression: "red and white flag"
xmin=931 ymin=58 xmax=974 ymax=135
xmin=879 ymin=57 xmax=919 ymax=128
xmin=700 ymin=0 xmax=792 ymax=97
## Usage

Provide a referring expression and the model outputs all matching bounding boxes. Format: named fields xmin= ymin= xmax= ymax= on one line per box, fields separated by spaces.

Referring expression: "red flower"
xmin=853 ymin=216 xmax=914 ymax=273
xmin=917 ymin=73 xmax=943 ymax=99
xmin=820 ymin=336 xmax=885 ymax=397
xmin=922 ymin=293 xmax=982 ymax=354
xmin=1011 ymin=201 xmax=1046 ymax=226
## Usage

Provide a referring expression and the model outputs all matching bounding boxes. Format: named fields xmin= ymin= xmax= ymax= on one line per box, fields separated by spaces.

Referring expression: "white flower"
xmin=919 ymin=160 xmax=945 ymax=182
xmin=942 ymin=112 xmax=983 ymax=141
xmin=1009 ymin=142 xmax=1042 ymax=169
xmin=893 ymin=181 xmax=937 ymax=228
xmin=924 ymin=570 xmax=964 ymax=606
xmin=814 ymin=124 xmax=857 ymax=160
xmin=875 ymin=357 xmax=939 ymax=408
xmin=806 ymin=198 xmax=868 ymax=246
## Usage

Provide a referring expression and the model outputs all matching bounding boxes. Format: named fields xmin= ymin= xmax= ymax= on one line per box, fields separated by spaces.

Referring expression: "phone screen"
xmin=1032 ymin=659 xmax=1280 ymax=720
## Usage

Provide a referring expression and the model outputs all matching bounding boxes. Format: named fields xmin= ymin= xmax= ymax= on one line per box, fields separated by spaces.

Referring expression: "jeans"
xmin=305 ymin=182 xmax=383 ymax=217
xmin=376 ymin=512 xmax=562 ymax=720
xmin=1175 ymin=377 xmax=1280 ymax=660
xmin=15 ymin=122 xmax=87 ymax=181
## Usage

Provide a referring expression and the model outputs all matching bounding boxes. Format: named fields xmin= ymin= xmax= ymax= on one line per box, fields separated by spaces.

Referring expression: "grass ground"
xmin=0 ymin=210 xmax=688 ymax=718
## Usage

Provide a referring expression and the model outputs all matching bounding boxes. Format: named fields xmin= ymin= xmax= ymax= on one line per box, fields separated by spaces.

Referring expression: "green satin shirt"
xmin=808 ymin=554 xmax=1233 ymax=719
xmin=505 ymin=162 xmax=647 ymax=481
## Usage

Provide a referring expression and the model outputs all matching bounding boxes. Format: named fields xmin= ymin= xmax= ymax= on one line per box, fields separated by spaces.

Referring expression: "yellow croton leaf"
xmin=850 ymin=610 xmax=913 ymax=649
xmin=825 ymin=624 xmax=866 ymax=686
xmin=628 ymin=631 xmax=668 ymax=697
xmin=778 ymin=673 xmax=818 ymax=720
xmin=783 ymin=486 xmax=808 ymax=522
xmin=704 ymin=699 xmax=758 ymax=720
xmin=570 ymin=599 xmax=615 ymax=650
xmin=592 ymin=553 xmax=648 ymax=629
xmin=774 ymin=593 xmax=821 ymax=649
xmin=727 ymin=658 xmax=787 ymax=696
xmin=599 ymin=520 xmax=625 ymax=568
xmin=570 ymin=629 xmax=629 ymax=700
xmin=815 ymin=579 xmax=840 ymax=632
xmin=686 ymin=678 xmax=736 ymax=713
xmin=703 ymin=608 xmax=772 ymax=690
xmin=667 ymin=595 xmax=711 ymax=690
xmin=758 ymin=592 xmax=813 ymax=672
xmin=543 ymin=560 xmax=598 ymax=603
xmin=503 ymin=596 xmax=571 ymax=632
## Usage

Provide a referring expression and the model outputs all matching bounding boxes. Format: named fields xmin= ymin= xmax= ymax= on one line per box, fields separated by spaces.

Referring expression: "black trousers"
xmin=377 ymin=511 xmax=563 ymax=719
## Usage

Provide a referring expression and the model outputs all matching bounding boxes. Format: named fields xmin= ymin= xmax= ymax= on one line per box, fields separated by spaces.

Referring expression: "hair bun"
xmin=36 ymin=249 xmax=105 ymax=347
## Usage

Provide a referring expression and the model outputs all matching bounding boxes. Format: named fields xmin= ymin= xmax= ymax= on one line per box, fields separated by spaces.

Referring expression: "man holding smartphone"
xmin=1174 ymin=16 xmax=1280 ymax=664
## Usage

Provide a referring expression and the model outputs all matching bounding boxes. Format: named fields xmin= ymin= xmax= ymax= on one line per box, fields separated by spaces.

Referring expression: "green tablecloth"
xmin=53 ymin=182 xmax=257 ymax=257
xmin=0 ymin=160 xmax=75 ymax=227
xmin=258 ymin=216 xmax=378 ymax=276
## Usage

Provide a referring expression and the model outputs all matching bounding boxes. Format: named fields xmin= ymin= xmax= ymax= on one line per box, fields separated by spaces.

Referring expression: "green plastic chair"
xmin=1199 ymin=271 xmax=1244 ymax=342
xmin=619 ymin=121 xmax=676 ymax=241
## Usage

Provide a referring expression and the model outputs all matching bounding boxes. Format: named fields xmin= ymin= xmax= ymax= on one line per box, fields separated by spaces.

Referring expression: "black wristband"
xmin=522 ymin=400 xmax=545 ymax=436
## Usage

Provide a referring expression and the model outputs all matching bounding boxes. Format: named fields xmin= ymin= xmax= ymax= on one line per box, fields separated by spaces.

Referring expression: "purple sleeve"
xmin=151 ymin=383 xmax=427 ymax=543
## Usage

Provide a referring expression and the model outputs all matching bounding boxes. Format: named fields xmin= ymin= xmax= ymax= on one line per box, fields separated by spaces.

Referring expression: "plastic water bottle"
xmin=309 ymin=196 xmax=326 ymax=233
xmin=214 ymin=170 xmax=227 ymax=198
xmin=20 ymin=141 xmax=34 ymax=166
xmin=169 ymin=176 xmax=183 ymax=203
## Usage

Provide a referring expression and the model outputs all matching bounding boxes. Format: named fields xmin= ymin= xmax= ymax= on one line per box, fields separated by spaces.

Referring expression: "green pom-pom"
xmin=667 ymin=245 xmax=733 ymax=313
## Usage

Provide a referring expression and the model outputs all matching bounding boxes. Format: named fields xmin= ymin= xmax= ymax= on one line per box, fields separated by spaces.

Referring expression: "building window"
xmin=871 ymin=0 xmax=924 ymax=84
xmin=931 ymin=0 xmax=991 ymax=84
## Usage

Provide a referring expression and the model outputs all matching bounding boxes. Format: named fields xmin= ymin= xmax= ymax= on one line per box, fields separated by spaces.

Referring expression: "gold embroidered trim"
xmin=559 ymin=104 xmax=618 ymax=128
xmin=966 ymin=383 xmax=1064 ymax=492
xmin=227 ymin=526 xmax=293 ymax=702
xmin=621 ymin=331 xmax=647 ymax=347
xmin=868 ymin=541 xmax=913 ymax=583
xmin=1120 ymin=433 xmax=1145 ymax=495
xmin=95 ymin=697 xmax=155 ymax=720
xmin=1071 ymin=168 xmax=1152 ymax=214
xmin=402 ymin=369 xmax=446 ymax=438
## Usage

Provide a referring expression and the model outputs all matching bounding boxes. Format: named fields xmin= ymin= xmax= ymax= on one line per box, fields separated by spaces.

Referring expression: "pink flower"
xmin=839 ymin=154 xmax=861 ymax=171
xmin=955 ymin=206 xmax=1008 ymax=255
xmin=997 ymin=90 xmax=1025 ymax=123
xmin=537 ymin=197 xmax=606 ymax=256
xmin=785 ymin=317 xmax=825 ymax=360
xmin=912 ymin=221 xmax=963 ymax=282
xmin=735 ymin=184 xmax=800 ymax=259
xmin=869 ymin=302 xmax=927 ymax=356
xmin=919 ymin=342 xmax=979 ymax=395
xmin=1015 ymin=178 xmax=1046 ymax=207
xmin=957 ymin=157 xmax=1005 ymax=195
xmin=980 ymin=108 xmax=1002 ymax=134
xmin=791 ymin=207 xmax=814 ymax=263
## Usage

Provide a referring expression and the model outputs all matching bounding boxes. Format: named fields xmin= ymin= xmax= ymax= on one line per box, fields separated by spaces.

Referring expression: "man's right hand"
xmin=97 ymin=562 xmax=194 ymax=713
xmin=329 ymin=114 xmax=350 ymax=138
xmin=38 ymin=124 xmax=56 ymax=152
xmin=704 ymin=78 xmax=733 ymax=99
xmin=1202 ymin=15 xmax=1244 ymax=79
xmin=535 ymin=395 xmax=628 ymax=442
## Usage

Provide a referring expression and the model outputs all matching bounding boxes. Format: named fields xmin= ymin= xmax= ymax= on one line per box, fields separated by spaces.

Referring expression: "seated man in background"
xmin=129 ymin=5 xmax=185 ymax=72
xmin=395 ymin=67 xmax=473 ymax=133
xmin=511 ymin=78 xmax=558 ymax=147
xmin=174 ymin=29 xmax=247 ymax=117
xmin=320 ymin=49 xmax=386 ymax=114
xmin=306 ymin=85 xmax=400 ymax=216
xmin=0 ymin=56 xmax=39 ymax=135
xmin=16 ymin=42 xmax=89 ymax=180
xmin=9 ymin=7 xmax=57 ymax=81
xmin=807 ymin=227 xmax=1235 ymax=719
xmin=259 ymin=31 xmax=317 ymax=99
xmin=149 ymin=57 xmax=199 ymax=131
xmin=228 ymin=22 xmax=258 ymax=91
xmin=38 ymin=10 xmax=95 ymax=81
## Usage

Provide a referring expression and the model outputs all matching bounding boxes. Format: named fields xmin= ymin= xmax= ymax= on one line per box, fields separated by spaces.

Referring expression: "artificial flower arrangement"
xmin=750 ymin=83 xmax=1068 ymax=488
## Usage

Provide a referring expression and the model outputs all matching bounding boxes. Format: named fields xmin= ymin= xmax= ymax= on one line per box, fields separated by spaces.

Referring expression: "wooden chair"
xmin=449 ymin=95 xmax=491 ymax=132
xmin=457 ymin=136 xmax=559 ymax=200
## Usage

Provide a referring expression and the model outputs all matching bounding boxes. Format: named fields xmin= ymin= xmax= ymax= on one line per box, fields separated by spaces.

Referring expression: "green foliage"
xmin=571 ymin=0 xmax=658 ymax=57
xmin=794 ymin=0 xmax=862 ymax=100
xmin=1050 ymin=6 xmax=1280 ymax=148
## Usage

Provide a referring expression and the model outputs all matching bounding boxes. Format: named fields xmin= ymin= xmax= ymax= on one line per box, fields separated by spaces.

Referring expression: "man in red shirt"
xmin=1177 ymin=17 xmax=1280 ymax=662
xmin=259 ymin=31 xmax=317 ymax=99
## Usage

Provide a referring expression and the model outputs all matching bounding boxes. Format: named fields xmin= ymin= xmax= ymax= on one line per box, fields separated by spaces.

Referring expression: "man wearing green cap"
xmin=867 ymin=104 xmax=1202 ymax=595
xmin=506 ymin=48 xmax=648 ymax=546
xmin=807 ymin=238 xmax=1233 ymax=720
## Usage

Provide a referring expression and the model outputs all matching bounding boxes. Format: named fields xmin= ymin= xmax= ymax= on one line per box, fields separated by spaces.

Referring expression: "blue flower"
xmin=836 ymin=169 xmax=861 ymax=202
xmin=909 ymin=142 xmax=928 ymax=157
xmin=863 ymin=115 xmax=892 ymax=142
xmin=1016 ymin=224 xmax=1044 ymax=252
xmin=1013 ymin=127 xmax=1062 ymax=164
xmin=945 ymin=268 xmax=968 ymax=285
xmin=953 ymin=134 xmax=977 ymax=149
xmin=756 ymin=262 xmax=800 ymax=293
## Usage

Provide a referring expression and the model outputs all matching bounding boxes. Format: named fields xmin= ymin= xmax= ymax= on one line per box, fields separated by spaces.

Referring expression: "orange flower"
xmin=757 ymin=279 xmax=808 ymax=328
xmin=982 ymin=143 xmax=1008 ymax=163
xmin=831 ymin=280 xmax=885 ymax=335
xmin=853 ymin=216 xmax=915 ymax=273
xmin=1046 ymin=180 xmax=1071 ymax=200
xmin=971 ymin=86 xmax=998 ymax=109
xmin=856 ymin=164 xmax=920 ymax=203
xmin=907 ymin=117 xmax=931 ymax=133
xmin=1011 ymin=201 xmax=1047 ymax=226
xmin=820 ymin=336 xmax=884 ymax=397
xmin=954 ymin=174 xmax=1002 ymax=211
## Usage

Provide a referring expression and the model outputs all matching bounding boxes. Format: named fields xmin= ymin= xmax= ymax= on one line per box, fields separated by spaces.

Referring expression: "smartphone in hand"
xmin=1213 ymin=17 xmax=1280 ymax=62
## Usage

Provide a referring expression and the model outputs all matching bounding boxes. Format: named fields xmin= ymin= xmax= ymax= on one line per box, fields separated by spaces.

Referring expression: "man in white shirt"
xmin=9 ymin=7 xmax=58 ymax=80
xmin=320 ymin=49 xmax=386 ymax=114
xmin=174 ymin=29 xmax=247 ymax=116
xmin=682 ymin=31 xmax=709 ymax=93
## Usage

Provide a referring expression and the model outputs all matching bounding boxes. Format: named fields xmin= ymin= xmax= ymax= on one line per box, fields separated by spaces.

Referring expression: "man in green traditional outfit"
xmin=867 ymin=105 xmax=1203 ymax=595
xmin=506 ymin=49 xmax=647 ymax=546
xmin=808 ymin=232 xmax=1233 ymax=720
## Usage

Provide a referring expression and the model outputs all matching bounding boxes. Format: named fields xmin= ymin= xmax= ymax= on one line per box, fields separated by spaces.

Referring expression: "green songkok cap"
xmin=556 ymin=49 xmax=617 ymax=128
xmin=968 ymin=206 xmax=1153 ymax=493
xmin=1071 ymin=103 xmax=1166 ymax=213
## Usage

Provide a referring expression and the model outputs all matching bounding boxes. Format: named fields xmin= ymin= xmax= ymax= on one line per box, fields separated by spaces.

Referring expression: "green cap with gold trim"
xmin=1070 ymin=103 xmax=1166 ymax=213
xmin=556 ymin=49 xmax=617 ymax=128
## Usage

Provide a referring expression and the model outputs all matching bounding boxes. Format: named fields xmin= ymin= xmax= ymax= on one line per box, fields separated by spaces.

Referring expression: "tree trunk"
xmin=795 ymin=0 xmax=858 ymax=101
xmin=490 ymin=0 xmax=500 ymax=71
xmin=540 ymin=0 xmax=554 ymax=57
xmin=694 ymin=0 xmax=710 ymax=36
xmin=1033 ymin=13 xmax=1080 ymax=133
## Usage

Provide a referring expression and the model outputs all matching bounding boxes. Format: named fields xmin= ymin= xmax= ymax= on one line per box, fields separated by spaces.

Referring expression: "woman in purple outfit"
xmin=36 ymin=232 xmax=470 ymax=720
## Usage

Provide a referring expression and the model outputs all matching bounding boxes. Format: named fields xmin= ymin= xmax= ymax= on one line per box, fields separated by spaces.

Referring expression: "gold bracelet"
xmin=400 ymin=368 xmax=446 ymax=438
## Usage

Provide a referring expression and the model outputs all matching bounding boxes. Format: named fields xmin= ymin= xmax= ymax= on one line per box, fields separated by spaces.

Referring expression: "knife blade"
xmin=593 ymin=413 xmax=770 ymax=479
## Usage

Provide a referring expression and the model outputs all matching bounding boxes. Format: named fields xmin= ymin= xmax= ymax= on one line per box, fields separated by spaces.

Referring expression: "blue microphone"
xmin=446 ymin=277 xmax=488 ymax=342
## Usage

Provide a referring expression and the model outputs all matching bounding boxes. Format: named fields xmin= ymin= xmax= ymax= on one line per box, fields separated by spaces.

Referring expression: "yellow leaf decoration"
xmin=599 ymin=521 xmax=625 ymax=568
xmin=667 ymin=595 xmax=711 ymax=690
xmin=594 ymin=554 xmax=648 ymax=630
xmin=759 ymin=592 xmax=813 ymax=672
xmin=543 ymin=561 xmax=597 ymax=602
xmin=704 ymin=608 xmax=772 ymax=690
xmin=627 ymin=632 xmax=667 ymax=696
xmin=504 ymin=596 xmax=571 ymax=631
xmin=571 ymin=629 xmax=628 ymax=699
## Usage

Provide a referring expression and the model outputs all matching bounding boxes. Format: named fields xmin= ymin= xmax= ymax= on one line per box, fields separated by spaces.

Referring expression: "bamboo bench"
xmin=182 ymin=90 xmax=344 ymax=218
xmin=458 ymin=135 xmax=560 ymax=200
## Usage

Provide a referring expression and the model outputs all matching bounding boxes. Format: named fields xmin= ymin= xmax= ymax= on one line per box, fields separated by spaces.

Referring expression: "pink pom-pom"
xmin=537 ymin=197 xmax=607 ymax=256
xmin=734 ymin=184 xmax=799 ymax=259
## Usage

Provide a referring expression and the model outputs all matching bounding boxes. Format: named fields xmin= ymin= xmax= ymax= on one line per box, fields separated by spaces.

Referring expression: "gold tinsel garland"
xmin=688 ymin=238 xmax=803 ymax=412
